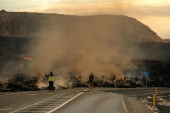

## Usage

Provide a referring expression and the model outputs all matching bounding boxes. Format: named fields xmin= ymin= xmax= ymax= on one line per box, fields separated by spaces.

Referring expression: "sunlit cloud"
xmin=27 ymin=1 xmax=135 ymax=15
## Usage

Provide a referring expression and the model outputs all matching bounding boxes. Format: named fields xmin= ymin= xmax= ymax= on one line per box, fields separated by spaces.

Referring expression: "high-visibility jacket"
xmin=48 ymin=75 xmax=54 ymax=81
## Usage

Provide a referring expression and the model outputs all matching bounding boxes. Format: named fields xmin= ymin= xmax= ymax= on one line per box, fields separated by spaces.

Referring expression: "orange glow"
xmin=24 ymin=57 xmax=33 ymax=60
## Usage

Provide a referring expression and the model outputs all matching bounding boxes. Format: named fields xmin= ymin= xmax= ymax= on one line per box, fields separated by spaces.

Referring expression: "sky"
xmin=0 ymin=0 xmax=170 ymax=39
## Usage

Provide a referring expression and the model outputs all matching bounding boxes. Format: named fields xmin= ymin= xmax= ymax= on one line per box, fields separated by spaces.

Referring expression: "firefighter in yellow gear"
xmin=46 ymin=71 xmax=55 ymax=92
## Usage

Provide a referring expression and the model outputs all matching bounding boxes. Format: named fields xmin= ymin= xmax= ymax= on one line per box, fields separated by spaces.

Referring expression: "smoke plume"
xmin=26 ymin=20 xmax=137 ymax=88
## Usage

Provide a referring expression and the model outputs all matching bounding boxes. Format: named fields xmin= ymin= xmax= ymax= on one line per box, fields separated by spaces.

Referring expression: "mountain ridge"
xmin=0 ymin=12 xmax=163 ymax=42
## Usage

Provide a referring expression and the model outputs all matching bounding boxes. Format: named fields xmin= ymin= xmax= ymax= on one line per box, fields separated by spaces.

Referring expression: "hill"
xmin=0 ymin=12 xmax=162 ymax=42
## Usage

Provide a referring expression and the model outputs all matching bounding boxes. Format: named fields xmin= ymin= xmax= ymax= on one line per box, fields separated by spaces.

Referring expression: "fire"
xmin=24 ymin=57 xmax=33 ymax=60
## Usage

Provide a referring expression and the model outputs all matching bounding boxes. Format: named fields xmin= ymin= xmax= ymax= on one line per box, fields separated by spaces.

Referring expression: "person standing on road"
xmin=46 ymin=71 xmax=55 ymax=92
xmin=89 ymin=73 xmax=94 ymax=89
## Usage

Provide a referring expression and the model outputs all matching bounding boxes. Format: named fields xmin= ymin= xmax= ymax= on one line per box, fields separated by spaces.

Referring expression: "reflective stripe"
xmin=48 ymin=75 xmax=54 ymax=81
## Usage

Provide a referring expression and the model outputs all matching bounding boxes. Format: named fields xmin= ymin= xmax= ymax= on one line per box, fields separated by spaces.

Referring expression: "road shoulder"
xmin=122 ymin=95 xmax=152 ymax=113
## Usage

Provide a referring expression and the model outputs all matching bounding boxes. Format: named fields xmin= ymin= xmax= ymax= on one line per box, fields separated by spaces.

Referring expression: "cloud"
xmin=128 ymin=5 xmax=170 ymax=17
xmin=26 ymin=1 xmax=170 ymax=17
xmin=29 ymin=1 xmax=135 ymax=15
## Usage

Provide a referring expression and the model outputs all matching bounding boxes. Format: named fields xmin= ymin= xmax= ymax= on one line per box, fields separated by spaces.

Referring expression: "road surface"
xmin=0 ymin=87 xmax=169 ymax=113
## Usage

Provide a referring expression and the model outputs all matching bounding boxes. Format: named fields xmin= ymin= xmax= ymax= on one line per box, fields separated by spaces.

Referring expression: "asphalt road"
xmin=0 ymin=87 xmax=169 ymax=113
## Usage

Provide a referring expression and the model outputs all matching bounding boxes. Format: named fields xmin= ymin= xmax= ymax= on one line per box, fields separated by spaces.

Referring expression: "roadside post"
xmin=114 ymin=78 xmax=116 ymax=89
xmin=68 ymin=78 xmax=72 ymax=94
xmin=155 ymin=88 xmax=158 ymax=95
xmin=152 ymin=94 xmax=157 ymax=107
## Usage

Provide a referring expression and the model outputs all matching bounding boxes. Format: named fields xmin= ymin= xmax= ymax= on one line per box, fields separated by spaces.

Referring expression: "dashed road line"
xmin=18 ymin=111 xmax=45 ymax=112
xmin=0 ymin=108 xmax=13 ymax=110
xmin=9 ymin=88 xmax=86 ymax=113
xmin=9 ymin=94 xmax=58 ymax=113
xmin=0 ymin=92 xmax=20 ymax=96
xmin=0 ymin=91 xmax=39 ymax=96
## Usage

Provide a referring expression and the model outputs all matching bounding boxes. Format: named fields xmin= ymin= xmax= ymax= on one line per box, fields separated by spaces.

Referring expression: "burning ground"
xmin=0 ymin=12 xmax=170 ymax=90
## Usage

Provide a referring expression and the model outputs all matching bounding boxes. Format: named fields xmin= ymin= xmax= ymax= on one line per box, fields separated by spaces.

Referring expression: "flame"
xmin=24 ymin=57 xmax=33 ymax=60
